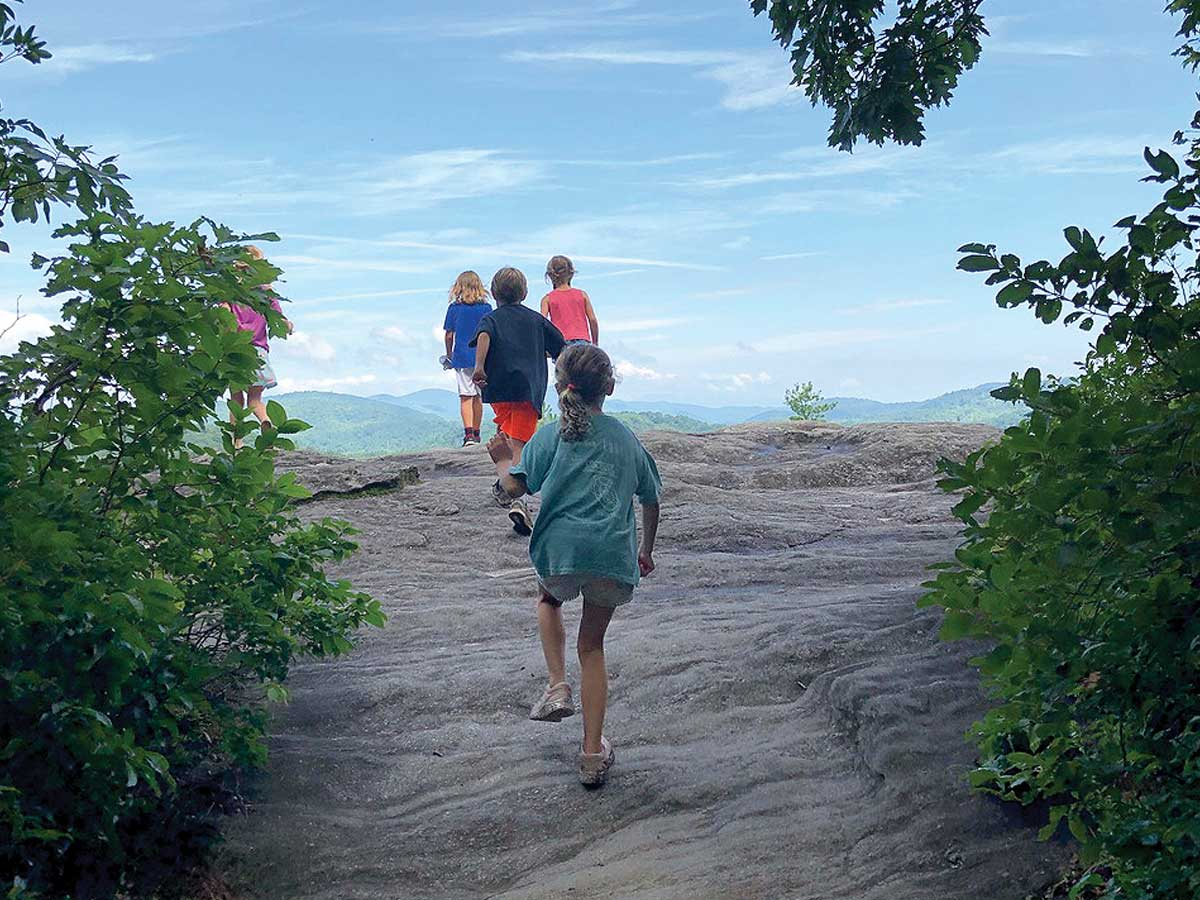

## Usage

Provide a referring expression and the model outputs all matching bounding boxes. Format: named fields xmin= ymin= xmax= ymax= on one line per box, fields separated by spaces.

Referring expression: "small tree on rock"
xmin=784 ymin=381 xmax=837 ymax=420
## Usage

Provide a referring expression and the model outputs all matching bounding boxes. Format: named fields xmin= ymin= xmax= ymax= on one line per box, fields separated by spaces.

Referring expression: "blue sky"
xmin=2 ymin=0 xmax=1197 ymax=405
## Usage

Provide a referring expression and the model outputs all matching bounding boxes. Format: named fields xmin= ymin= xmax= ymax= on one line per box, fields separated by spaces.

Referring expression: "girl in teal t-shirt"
xmin=497 ymin=344 xmax=661 ymax=788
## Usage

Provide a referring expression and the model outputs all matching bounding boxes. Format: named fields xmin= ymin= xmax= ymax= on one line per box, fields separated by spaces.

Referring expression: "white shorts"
xmin=538 ymin=575 xmax=634 ymax=608
xmin=454 ymin=368 xmax=479 ymax=397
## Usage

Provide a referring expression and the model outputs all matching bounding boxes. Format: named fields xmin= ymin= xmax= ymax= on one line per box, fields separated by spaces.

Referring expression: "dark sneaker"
xmin=509 ymin=499 xmax=533 ymax=536
xmin=579 ymin=736 xmax=615 ymax=787
xmin=529 ymin=682 xmax=574 ymax=722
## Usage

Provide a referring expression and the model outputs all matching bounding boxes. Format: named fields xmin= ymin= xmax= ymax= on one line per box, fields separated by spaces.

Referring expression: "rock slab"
xmin=220 ymin=422 xmax=1066 ymax=900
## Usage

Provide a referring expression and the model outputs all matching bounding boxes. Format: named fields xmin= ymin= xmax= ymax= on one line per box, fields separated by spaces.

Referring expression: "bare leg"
xmin=458 ymin=395 xmax=473 ymax=430
xmin=229 ymin=389 xmax=246 ymax=448
xmin=471 ymin=396 xmax=483 ymax=431
xmin=538 ymin=594 xmax=567 ymax=686
xmin=247 ymin=385 xmax=271 ymax=432
xmin=578 ymin=603 xmax=615 ymax=755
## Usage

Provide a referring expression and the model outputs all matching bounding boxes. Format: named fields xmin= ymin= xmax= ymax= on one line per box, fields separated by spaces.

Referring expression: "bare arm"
xmin=540 ymin=294 xmax=551 ymax=318
xmin=444 ymin=330 xmax=455 ymax=357
xmin=472 ymin=331 xmax=490 ymax=385
xmin=583 ymin=292 xmax=599 ymax=345
xmin=639 ymin=502 xmax=660 ymax=576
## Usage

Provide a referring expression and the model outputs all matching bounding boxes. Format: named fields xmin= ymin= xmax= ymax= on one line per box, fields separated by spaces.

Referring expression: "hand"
xmin=488 ymin=434 xmax=512 ymax=464
xmin=472 ymin=367 xmax=487 ymax=386
xmin=286 ymin=319 xmax=295 ymax=335
xmin=638 ymin=549 xmax=655 ymax=577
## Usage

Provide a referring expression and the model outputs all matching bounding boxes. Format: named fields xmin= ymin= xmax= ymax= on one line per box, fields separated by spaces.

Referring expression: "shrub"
xmin=920 ymin=132 xmax=1200 ymax=897
xmin=784 ymin=381 xmax=837 ymax=420
xmin=0 ymin=6 xmax=383 ymax=894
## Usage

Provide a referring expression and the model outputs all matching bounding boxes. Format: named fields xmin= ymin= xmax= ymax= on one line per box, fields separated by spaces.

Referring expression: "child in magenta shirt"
xmin=224 ymin=246 xmax=293 ymax=447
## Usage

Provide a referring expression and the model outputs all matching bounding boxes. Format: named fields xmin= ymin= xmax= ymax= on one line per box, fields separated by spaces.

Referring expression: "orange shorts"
xmin=492 ymin=401 xmax=539 ymax=443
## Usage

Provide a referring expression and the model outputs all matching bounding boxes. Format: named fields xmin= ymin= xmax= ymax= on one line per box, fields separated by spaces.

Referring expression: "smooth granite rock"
xmin=219 ymin=421 xmax=1067 ymax=900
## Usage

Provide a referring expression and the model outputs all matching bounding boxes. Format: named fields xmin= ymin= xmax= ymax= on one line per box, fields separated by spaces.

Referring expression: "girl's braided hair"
xmin=555 ymin=343 xmax=614 ymax=442
xmin=546 ymin=255 xmax=575 ymax=289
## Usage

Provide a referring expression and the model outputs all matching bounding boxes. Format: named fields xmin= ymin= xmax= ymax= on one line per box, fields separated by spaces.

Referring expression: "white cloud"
xmin=276 ymin=374 xmax=378 ymax=393
xmin=284 ymin=331 xmax=336 ymax=362
xmin=614 ymin=359 xmax=676 ymax=381
xmin=554 ymin=152 xmax=727 ymax=168
xmin=703 ymin=371 xmax=772 ymax=390
xmin=508 ymin=46 xmax=799 ymax=112
xmin=139 ymin=148 xmax=544 ymax=216
xmin=989 ymin=39 xmax=1105 ymax=58
xmin=842 ymin=298 xmax=951 ymax=315
xmin=704 ymin=324 xmax=962 ymax=358
xmin=988 ymin=136 xmax=1148 ymax=176
xmin=378 ymin=326 xmax=416 ymax=344
xmin=606 ymin=317 xmax=693 ymax=334
xmin=0 ymin=310 xmax=54 ymax=353
xmin=285 ymin=231 xmax=721 ymax=272
xmin=759 ymin=188 xmax=919 ymax=214
xmin=300 ymin=288 xmax=446 ymax=307
xmin=273 ymin=254 xmax=432 ymax=275
xmin=39 ymin=43 xmax=157 ymax=76
xmin=761 ymin=251 xmax=825 ymax=261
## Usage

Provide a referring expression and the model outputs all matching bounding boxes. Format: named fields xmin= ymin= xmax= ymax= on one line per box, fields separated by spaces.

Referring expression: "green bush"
xmin=0 ymin=6 xmax=382 ymax=895
xmin=784 ymin=381 xmax=836 ymax=421
xmin=920 ymin=133 xmax=1200 ymax=897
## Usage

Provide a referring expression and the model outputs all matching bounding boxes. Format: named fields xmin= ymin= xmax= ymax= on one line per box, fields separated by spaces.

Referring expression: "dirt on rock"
xmin=218 ymin=421 xmax=1067 ymax=900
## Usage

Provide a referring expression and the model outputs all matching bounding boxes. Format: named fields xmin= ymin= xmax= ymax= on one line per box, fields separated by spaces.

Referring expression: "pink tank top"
xmin=544 ymin=288 xmax=592 ymax=342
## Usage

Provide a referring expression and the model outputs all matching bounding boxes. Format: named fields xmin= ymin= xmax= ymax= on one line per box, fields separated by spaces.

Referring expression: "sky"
xmin=2 ymin=0 xmax=1198 ymax=406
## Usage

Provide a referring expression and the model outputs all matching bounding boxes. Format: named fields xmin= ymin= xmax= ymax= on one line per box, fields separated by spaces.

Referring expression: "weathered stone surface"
xmin=219 ymin=422 xmax=1066 ymax=900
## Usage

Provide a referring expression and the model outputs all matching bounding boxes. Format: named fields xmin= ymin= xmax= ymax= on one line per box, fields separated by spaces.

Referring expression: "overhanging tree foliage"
xmin=750 ymin=0 xmax=986 ymax=149
xmin=0 ymin=4 xmax=382 ymax=895
xmin=752 ymin=1 xmax=1200 ymax=896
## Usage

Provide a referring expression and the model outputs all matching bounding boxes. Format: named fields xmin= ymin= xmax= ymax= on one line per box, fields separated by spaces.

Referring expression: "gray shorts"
xmin=538 ymin=575 xmax=633 ymax=608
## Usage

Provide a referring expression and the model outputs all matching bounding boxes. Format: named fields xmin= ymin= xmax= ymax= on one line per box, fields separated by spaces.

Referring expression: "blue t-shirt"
xmin=443 ymin=302 xmax=493 ymax=369
xmin=510 ymin=414 xmax=661 ymax=586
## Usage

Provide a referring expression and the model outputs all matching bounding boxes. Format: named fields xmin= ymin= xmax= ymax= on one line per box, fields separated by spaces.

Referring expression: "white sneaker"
xmin=579 ymin=736 xmax=615 ymax=787
xmin=529 ymin=682 xmax=574 ymax=722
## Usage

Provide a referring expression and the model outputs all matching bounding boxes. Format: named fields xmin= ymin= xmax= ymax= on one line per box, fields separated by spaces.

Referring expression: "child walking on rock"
xmin=441 ymin=271 xmax=493 ymax=447
xmin=471 ymin=267 xmax=566 ymax=535
xmin=540 ymin=255 xmax=599 ymax=345
xmin=224 ymin=246 xmax=293 ymax=448
xmin=495 ymin=344 xmax=661 ymax=787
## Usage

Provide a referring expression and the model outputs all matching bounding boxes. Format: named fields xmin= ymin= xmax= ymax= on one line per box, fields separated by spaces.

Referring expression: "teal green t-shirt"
xmin=510 ymin=413 xmax=661 ymax=586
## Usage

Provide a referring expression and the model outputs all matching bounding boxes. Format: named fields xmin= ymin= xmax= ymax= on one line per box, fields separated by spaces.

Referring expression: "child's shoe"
xmin=491 ymin=479 xmax=513 ymax=509
xmin=509 ymin=499 xmax=534 ymax=536
xmin=529 ymin=681 xmax=574 ymax=722
xmin=579 ymin=736 xmax=615 ymax=787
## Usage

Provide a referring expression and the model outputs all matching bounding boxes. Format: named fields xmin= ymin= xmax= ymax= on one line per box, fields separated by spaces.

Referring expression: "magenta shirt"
xmin=229 ymin=292 xmax=284 ymax=351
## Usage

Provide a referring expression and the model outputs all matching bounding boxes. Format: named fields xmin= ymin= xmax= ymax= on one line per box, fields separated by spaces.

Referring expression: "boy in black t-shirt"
xmin=470 ymin=267 xmax=566 ymax=535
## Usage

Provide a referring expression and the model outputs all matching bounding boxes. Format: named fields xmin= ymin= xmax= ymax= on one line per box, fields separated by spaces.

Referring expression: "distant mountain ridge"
xmin=375 ymin=384 xmax=1024 ymax=428
xmin=199 ymin=384 xmax=1023 ymax=458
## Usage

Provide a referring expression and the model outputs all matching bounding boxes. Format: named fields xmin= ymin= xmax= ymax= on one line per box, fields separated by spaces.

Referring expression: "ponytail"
xmin=554 ymin=344 xmax=614 ymax=442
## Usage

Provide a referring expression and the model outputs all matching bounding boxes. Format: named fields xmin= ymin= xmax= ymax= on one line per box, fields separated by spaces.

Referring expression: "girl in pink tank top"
xmin=540 ymin=255 xmax=599 ymax=345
